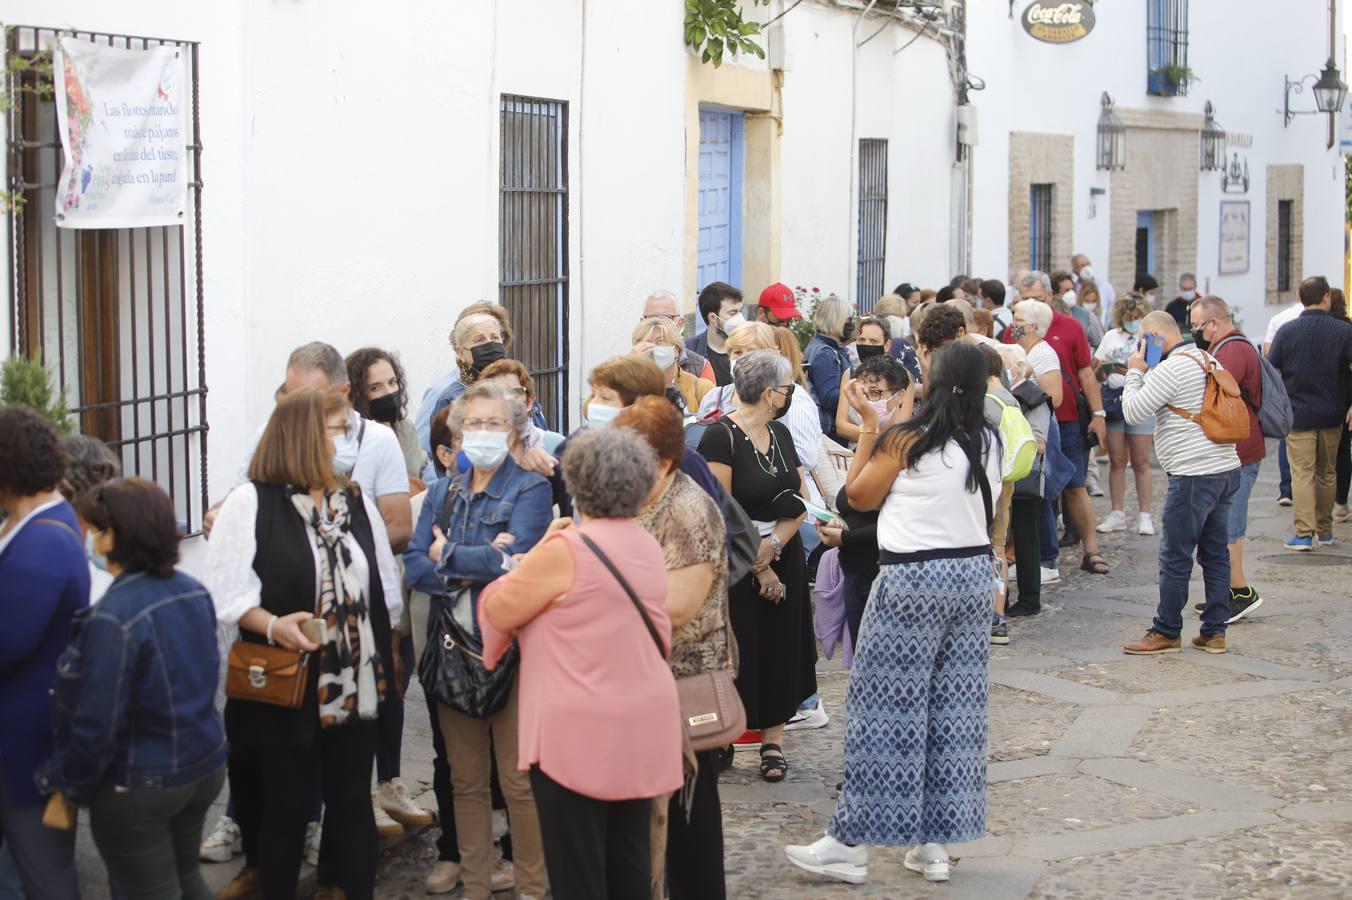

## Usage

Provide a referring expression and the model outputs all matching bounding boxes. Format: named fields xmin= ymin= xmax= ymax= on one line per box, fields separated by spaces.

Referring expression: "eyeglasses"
xmin=642 ymin=313 xmax=684 ymax=323
xmin=463 ymin=417 xmax=509 ymax=431
xmin=770 ymin=385 xmax=794 ymax=396
xmin=861 ymin=387 xmax=897 ymax=402
xmin=505 ymin=386 xmax=528 ymax=397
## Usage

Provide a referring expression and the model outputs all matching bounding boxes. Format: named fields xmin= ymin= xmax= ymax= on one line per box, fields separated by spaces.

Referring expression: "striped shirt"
xmin=1122 ymin=347 xmax=1240 ymax=476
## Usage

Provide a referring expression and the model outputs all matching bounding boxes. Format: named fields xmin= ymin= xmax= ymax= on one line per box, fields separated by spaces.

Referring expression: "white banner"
xmin=53 ymin=36 xmax=187 ymax=229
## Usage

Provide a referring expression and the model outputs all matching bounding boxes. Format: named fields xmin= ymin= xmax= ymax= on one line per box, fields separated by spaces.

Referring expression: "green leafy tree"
xmin=2 ymin=356 xmax=74 ymax=434
xmin=685 ymin=0 xmax=768 ymax=67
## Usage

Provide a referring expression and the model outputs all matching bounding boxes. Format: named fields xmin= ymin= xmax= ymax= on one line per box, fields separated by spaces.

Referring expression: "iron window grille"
xmin=1147 ymin=0 xmax=1190 ymax=97
xmin=6 ymin=25 xmax=208 ymax=533
xmin=498 ymin=95 xmax=569 ymax=432
xmin=1029 ymin=184 xmax=1053 ymax=273
xmin=856 ymin=139 xmax=887 ymax=314
xmin=1276 ymin=200 xmax=1293 ymax=293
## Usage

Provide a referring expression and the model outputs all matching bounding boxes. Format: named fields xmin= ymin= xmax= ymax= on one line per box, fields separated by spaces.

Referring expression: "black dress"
xmin=698 ymin=418 xmax=818 ymax=729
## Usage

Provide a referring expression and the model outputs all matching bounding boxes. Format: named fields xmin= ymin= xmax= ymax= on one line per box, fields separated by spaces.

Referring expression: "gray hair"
xmin=59 ymin=434 xmax=120 ymax=502
xmin=946 ymin=297 xmax=975 ymax=327
xmin=1192 ymin=294 xmax=1231 ymax=321
xmin=1179 ymin=272 xmax=1197 ymax=287
xmin=1019 ymin=271 xmax=1053 ymax=294
xmin=733 ymin=349 xmax=793 ymax=407
xmin=811 ymin=293 xmax=854 ymax=339
xmin=1013 ymin=299 xmax=1053 ymax=336
xmin=451 ymin=312 xmax=505 ymax=350
xmin=562 ymin=426 xmax=657 ymax=520
xmin=287 ymin=341 xmax=348 ymax=386
xmin=447 ymin=381 xmax=530 ymax=444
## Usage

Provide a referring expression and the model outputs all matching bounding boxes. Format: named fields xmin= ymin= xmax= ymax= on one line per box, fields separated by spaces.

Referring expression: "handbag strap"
xmin=577 ymin=532 xmax=665 ymax=659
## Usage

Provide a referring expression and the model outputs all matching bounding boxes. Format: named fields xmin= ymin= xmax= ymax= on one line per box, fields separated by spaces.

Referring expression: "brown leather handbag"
xmin=579 ymin=534 xmax=746 ymax=753
xmin=225 ymin=640 xmax=310 ymax=709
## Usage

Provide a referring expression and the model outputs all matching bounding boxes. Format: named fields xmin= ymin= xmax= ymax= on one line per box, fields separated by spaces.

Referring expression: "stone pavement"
xmin=72 ymin=448 xmax=1352 ymax=898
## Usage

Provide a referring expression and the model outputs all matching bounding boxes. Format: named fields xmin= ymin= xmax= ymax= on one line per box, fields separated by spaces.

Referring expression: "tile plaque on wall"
xmin=1218 ymin=201 xmax=1250 ymax=276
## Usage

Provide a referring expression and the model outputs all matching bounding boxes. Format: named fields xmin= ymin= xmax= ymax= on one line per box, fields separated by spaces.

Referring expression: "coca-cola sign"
xmin=1022 ymin=1 xmax=1096 ymax=44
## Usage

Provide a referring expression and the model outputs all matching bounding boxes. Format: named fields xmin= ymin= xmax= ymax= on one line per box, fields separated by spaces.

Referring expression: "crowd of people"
xmin=1 ymin=258 xmax=1349 ymax=897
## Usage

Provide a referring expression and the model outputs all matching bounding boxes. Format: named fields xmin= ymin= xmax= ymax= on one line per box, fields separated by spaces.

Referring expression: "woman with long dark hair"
xmin=786 ymin=341 xmax=1001 ymax=887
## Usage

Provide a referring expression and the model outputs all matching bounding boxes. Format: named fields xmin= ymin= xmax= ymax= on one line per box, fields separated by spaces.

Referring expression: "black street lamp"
xmin=1284 ymin=57 xmax=1348 ymax=148
xmin=1096 ymin=92 xmax=1125 ymax=171
xmin=1200 ymin=101 xmax=1225 ymax=171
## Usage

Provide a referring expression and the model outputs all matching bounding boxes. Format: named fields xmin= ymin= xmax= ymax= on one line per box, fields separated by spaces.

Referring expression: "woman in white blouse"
xmin=204 ymin=388 xmax=402 ymax=900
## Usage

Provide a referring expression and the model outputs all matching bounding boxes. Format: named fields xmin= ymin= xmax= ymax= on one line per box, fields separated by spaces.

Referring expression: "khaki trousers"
xmin=437 ymin=684 xmax=547 ymax=900
xmin=1287 ymin=427 xmax=1342 ymax=537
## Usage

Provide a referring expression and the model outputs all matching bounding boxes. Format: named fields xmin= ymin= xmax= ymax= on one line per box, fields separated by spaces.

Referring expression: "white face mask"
xmin=717 ymin=312 xmax=747 ymax=337
xmin=648 ymin=345 xmax=677 ymax=370
xmin=1062 ymin=290 xmax=1078 ymax=307
xmin=586 ymin=403 xmax=622 ymax=429
xmin=331 ymin=431 xmax=359 ymax=475
xmin=461 ymin=431 xmax=509 ymax=470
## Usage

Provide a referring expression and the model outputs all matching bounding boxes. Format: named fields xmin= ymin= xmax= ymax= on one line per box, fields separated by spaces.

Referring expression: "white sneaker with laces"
xmin=378 ymin=778 xmax=434 ymax=827
xmin=199 ymin=815 xmax=241 ymax=863
xmin=372 ymin=791 xmax=404 ymax=837
xmin=903 ymin=843 xmax=949 ymax=882
xmin=1096 ymin=510 xmax=1126 ymax=533
xmin=304 ymin=820 xmax=321 ymax=867
xmin=784 ymin=699 xmax=829 ymax=731
xmin=1138 ymin=512 xmax=1155 ymax=536
xmin=490 ymin=858 xmax=515 ymax=893
xmin=1040 ymin=566 xmax=1061 ymax=585
xmin=785 ymin=834 xmax=869 ymax=884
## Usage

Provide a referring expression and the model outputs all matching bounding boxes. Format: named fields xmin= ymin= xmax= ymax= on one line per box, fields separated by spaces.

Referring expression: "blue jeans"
xmin=1278 ymin=440 xmax=1291 ymax=499
xmin=1155 ymin=470 xmax=1241 ymax=639
xmin=1227 ymin=462 xmax=1262 ymax=541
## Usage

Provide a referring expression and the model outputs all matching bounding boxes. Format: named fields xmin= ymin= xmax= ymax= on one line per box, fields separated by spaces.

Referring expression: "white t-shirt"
xmin=1026 ymin=341 xmax=1061 ymax=379
xmin=877 ymin=438 xmax=1004 ymax=553
xmin=1263 ymin=303 xmax=1303 ymax=346
xmin=1094 ymin=328 xmax=1137 ymax=389
xmin=235 ymin=410 xmax=409 ymax=502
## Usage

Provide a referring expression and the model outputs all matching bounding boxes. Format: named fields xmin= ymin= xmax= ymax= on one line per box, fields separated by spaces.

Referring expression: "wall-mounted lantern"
xmin=1283 ymin=57 xmax=1348 ymax=147
xmin=1200 ymin=101 xmax=1226 ymax=171
xmin=1096 ymin=92 xmax=1125 ymax=171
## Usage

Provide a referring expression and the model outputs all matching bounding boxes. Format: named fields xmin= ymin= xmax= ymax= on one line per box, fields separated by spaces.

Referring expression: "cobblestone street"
xmin=73 ymin=451 xmax=1352 ymax=899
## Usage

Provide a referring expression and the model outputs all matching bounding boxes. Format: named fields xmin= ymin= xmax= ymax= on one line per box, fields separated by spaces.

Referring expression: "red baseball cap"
xmin=758 ymin=283 xmax=801 ymax=320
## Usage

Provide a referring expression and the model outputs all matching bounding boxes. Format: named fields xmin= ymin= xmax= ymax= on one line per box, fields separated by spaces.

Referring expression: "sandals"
xmin=759 ymin=743 xmax=788 ymax=782
xmin=1080 ymin=552 xmax=1110 ymax=575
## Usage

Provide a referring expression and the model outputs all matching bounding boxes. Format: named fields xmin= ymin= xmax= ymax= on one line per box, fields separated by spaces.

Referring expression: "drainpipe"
xmin=848 ymin=0 xmax=880 ymax=307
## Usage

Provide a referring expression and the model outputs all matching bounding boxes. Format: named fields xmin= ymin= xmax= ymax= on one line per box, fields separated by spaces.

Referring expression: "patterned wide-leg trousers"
xmin=828 ymin=554 xmax=993 ymax=847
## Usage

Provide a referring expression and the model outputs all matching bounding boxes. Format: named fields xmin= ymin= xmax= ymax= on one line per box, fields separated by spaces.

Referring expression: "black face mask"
xmin=368 ymin=391 xmax=402 ymax=424
xmin=772 ymin=383 xmax=794 ymax=420
xmin=469 ymin=341 xmax=506 ymax=372
xmin=1192 ymin=332 xmax=1210 ymax=352
xmin=856 ymin=343 xmax=885 ymax=361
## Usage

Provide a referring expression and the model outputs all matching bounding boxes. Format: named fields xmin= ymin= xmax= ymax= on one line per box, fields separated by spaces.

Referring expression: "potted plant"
xmin=1 ymin=356 xmax=74 ymax=433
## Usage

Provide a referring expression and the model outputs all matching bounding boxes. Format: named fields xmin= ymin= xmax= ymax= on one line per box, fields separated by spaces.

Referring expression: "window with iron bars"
xmin=499 ymin=95 xmax=569 ymax=432
xmin=1276 ymin=200 xmax=1293 ymax=293
xmin=1147 ymin=0 xmax=1190 ymax=97
xmin=856 ymin=139 xmax=888 ymax=314
xmin=6 ymin=26 xmax=208 ymax=533
xmin=1029 ymin=184 xmax=1053 ymax=274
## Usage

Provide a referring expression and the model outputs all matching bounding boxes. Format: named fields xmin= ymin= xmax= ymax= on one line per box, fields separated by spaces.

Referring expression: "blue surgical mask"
xmin=1180 ymin=290 xmax=1197 ymax=301
xmin=1124 ymin=320 xmax=1142 ymax=335
xmin=462 ymin=431 xmax=510 ymax=470
xmin=648 ymin=345 xmax=677 ymax=370
xmin=86 ymin=530 xmax=108 ymax=572
xmin=587 ymin=403 xmax=622 ymax=429
xmin=331 ymin=432 xmax=359 ymax=475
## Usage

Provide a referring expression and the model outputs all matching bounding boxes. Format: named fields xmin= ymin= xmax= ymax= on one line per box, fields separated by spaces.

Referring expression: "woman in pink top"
xmin=479 ymin=427 xmax=683 ymax=900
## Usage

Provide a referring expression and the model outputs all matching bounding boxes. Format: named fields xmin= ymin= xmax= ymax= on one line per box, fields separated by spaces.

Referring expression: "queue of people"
xmin=2 ymin=259 xmax=1348 ymax=898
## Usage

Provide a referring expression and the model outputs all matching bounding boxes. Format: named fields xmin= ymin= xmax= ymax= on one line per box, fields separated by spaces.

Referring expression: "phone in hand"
xmin=300 ymin=618 xmax=327 ymax=646
xmin=1142 ymin=334 xmax=1165 ymax=369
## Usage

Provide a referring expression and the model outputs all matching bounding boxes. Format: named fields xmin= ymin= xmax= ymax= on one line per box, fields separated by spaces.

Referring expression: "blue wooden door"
xmin=697 ymin=109 xmax=744 ymax=305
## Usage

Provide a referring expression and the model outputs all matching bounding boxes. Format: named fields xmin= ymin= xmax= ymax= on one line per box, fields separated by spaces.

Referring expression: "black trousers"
xmin=665 ymin=750 xmax=725 ymax=900
xmin=1336 ymin=424 xmax=1350 ymax=505
xmin=425 ymin=693 xmax=460 ymax=863
xmin=230 ymin=721 xmax=378 ymax=900
xmin=529 ymin=766 xmax=649 ymax=900
xmin=1011 ymin=496 xmax=1043 ymax=609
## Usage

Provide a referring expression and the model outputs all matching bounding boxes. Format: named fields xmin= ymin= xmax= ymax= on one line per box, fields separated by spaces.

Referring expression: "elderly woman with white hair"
xmin=804 ymin=293 xmax=858 ymax=441
xmin=697 ymin=350 xmax=816 ymax=782
xmin=632 ymin=316 xmax=715 ymax=414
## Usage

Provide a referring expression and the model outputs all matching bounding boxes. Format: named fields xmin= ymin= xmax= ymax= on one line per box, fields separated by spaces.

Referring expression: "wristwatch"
xmin=1092 ymin=410 xmax=1107 ymax=418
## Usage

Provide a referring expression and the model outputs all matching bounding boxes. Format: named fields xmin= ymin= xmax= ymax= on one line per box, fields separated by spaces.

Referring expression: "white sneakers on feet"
xmin=1040 ymin=566 xmax=1061 ymax=585
xmin=424 ymin=860 xmax=461 ymax=895
xmin=903 ymin=843 xmax=950 ymax=882
xmin=1096 ymin=510 xmax=1127 ymax=533
xmin=199 ymin=815 xmax=242 ymax=863
xmin=491 ymin=858 xmax=515 ymax=893
xmin=304 ymin=820 xmax=321 ymax=867
xmin=372 ymin=791 xmax=405 ymax=837
xmin=784 ymin=699 xmax=829 ymax=731
xmin=377 ymin=778 xmax=434 ymax=827
xmin=1138 ymin=512 xmax=1155 ymax=535
xmin=785 ymin=834 xmax=869 ymax=884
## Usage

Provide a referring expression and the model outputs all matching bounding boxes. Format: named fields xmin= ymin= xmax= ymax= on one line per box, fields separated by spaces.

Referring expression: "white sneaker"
xmin=1138 ymin=513 xmax=1155 ymax=536
xmin=785 ymin=834 xmax=869 ymax=884
xmin=1096 ymin=510 xmax=1127 ymax=533
xmin=491 ymin=809 xmax=508 ymax=842
xmin=903 ymin=843 xmax=950 ymax=882
xmin=424 ymin=860 xmax=461 ymax=895
xmin=490 ymin=858 xmax=515 ymax=893
xmin=304 ymin=820 xmax=321 ymax=867
xmin=785 ymin=699 xmax=829 ymax=731
xmin=378 ymin=778 xmax=434 ymax=827
xmin=372 ymin=791 xmax=405 ymax=837
xmin=199 ymin=815 xmax=241 ymax=863
xmin=1040 ymin=566 xmax=1061 ymax=585
xmin=1087 ymin=472 xmax=1105 ymax=498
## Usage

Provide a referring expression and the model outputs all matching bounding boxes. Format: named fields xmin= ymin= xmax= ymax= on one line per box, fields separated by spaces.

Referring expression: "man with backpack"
xmin=1267 ymin=276 xmax=1352 ymax=551
xmin=1191 ymin=296 xmax=1273 ymax=620
xmin=1121 ymin=312 xmax=1242 ymax=656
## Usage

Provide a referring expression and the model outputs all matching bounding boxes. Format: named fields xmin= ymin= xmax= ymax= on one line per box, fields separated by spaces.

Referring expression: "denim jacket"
xmin=403 ymin=456 xmax=552 ymax=634
xmin=805 ymin=334 xmax=852 ymax=436
xmin=37 ymin=569 xmax=226 ymax=805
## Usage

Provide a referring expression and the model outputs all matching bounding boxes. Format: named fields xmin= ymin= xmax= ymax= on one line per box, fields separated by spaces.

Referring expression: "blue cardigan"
xmin=0 ymin=501 xmax=90 ymax=807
